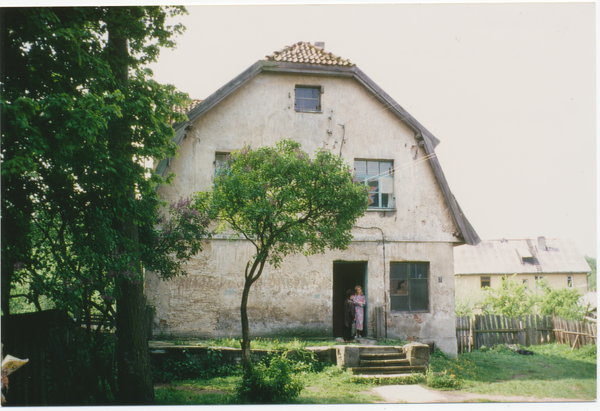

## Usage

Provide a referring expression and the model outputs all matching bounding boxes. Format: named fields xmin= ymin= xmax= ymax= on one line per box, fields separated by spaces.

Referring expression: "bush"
xmin=235 ymin=353 xmax=304 ymax=404
xmin=153 ymin=349 xmax=239 ymax=383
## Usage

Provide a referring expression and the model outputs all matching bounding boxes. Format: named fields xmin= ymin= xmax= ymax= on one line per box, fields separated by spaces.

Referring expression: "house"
xmin=146 ymin=42 xmax=480 ymax=354
xmin=454 ymin=237 xmax=591 ymax=300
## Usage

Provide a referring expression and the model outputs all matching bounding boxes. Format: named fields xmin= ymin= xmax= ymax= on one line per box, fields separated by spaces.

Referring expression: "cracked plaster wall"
xmin=147 ymin=72 xmax=462 ymax=354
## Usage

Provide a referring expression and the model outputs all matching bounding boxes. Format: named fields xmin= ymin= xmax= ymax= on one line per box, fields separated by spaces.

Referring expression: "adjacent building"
xmin=454 ymin=236 xmax=590 ymax=299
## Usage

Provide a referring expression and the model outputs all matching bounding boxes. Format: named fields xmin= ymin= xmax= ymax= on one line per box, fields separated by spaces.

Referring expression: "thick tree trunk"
xmin=107 ymin=19 xmax=154 ymax=405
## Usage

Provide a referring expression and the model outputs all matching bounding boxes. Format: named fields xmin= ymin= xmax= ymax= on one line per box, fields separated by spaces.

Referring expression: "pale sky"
xmin=7 ymin=1 xmax=598 ymax=258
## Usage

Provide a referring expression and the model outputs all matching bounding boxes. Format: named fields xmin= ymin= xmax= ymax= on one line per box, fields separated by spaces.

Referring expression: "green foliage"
xmin=194 ymin=139 xmax=369 ymax=369
xmin=585 ymin=255 xmax=596 ymax=291
xmin=153 ymin=349 xmax=239 ymax=383
xmin=235 ymin=353 xmax=304 ymax=404
xmin=481 ymin=275 xmax=536 ymax=317
xmin=536 ymin=282 xmax=585 ymax=320
xmin=426 ymin=348 xmax=478 ymax=390
xmin=477 ymin=275 xmax=586 ymax=320
xmin=205 ymin=140 xmax=369 ymax=267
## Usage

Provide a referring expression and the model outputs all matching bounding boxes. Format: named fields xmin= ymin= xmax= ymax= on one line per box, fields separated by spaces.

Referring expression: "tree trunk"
xmin=240 ymin=275 xmax=253 ymax=372
xmin=107 ymin=18 xmax=154 ymax=405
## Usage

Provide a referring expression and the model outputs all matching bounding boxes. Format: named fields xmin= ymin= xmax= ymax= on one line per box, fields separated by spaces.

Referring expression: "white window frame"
xmin=567 ymin=275 xmax=573 ymax=288
xmin=354 ymin=159 xmax=394 ymax=210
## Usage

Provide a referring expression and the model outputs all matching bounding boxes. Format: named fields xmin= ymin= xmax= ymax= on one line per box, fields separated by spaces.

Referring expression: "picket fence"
xmin=455 ymin=314 xmax=597 ymax=354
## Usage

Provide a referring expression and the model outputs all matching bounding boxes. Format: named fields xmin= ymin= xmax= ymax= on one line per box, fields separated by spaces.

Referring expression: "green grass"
xmin=430 ymin=343 xmax=597 ymax=400
xmin=157 ymin=336 xmax=405 ymax=350
xmin=154 ymin=342 xmax=597 ymax=404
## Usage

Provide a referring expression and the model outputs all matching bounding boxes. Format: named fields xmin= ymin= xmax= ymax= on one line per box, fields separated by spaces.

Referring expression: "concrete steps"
xmin=348 ymin=346 xmax=427 ymax=376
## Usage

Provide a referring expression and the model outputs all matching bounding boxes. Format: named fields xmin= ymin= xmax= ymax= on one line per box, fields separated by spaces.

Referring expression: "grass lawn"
xmin=427 ymin=343 xmax=597 ymax=401
xmin=154 ymin=342 xmax=597 ymax=405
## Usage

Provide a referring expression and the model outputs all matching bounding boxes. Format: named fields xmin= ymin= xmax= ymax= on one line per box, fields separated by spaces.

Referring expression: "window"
xmin=390 ymin=262 xmax=429 ymax=312
xmin=567 ymin=275 xmax=573 ymax=288
xmin=522 ymin=257 xmax=535 ymax=265
xmin=535 ymin=275 xmax=545 ymax=289
xmin=522 ymin=279 xmax=529 ymax=286
xmin=354 ymin=160 xmax=394 ymax=209
xmin=480 ymin=276 xmax=491 ymax=288
xmin=295 ymin=85 xmax=322 ymax=112
xmin=214 ymin=152 xmax=230 ymax=180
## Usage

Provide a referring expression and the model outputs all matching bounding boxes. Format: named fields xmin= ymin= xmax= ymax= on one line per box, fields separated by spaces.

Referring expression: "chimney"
xmin=537 ymin=236 xmax=547 ymax=251
xmin=314 ymin=42 xmax=325 ymax=49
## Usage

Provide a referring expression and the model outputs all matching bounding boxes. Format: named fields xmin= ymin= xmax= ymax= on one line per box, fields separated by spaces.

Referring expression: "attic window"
xmin=522 ymin=257 xmax=535 ymax=265
xmin=295 ymin=85 xmax=322 ymax=112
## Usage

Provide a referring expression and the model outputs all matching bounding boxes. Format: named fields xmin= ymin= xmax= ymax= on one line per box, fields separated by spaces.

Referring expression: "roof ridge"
xmin=265 ymin=41 xmax=354 ymax=66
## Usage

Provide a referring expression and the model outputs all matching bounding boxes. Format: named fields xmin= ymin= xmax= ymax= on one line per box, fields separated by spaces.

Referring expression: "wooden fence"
xmin=456 ymin=315 xmax=597 ymax=353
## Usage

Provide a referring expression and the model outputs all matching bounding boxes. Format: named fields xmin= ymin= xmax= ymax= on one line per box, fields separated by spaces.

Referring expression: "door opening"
xmin=332 ymin=261 xmax=367 ymax=338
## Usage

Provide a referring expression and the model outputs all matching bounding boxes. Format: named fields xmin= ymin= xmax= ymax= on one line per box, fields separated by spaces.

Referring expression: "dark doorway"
xmin=332 ymin=261 xmax=367 ymax=338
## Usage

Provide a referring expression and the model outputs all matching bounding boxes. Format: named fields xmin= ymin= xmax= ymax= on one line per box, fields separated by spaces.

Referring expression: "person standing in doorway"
xmin=353 ymin=285 xmax=366 ymax=338
xmin=343 ymin=289 xmax=355 ymax=342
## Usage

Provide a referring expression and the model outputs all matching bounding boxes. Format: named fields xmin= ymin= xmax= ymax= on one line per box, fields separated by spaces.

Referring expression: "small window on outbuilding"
xmin=295 ymin=85 xmax=322 ymax=112
xmin=567 ymin=275 xmax=573 ymax=288
xmin=480 ymin=276 xmax=491 ymax=288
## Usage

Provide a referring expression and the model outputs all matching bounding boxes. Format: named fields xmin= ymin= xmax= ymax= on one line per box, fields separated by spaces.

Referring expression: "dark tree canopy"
xmin=1 ymin=6 xmax=208 ymax=404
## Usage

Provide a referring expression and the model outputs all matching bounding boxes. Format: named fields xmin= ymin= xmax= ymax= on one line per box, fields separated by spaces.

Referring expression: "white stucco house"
xmin=146 ymin=42 xmax=480 ymax=354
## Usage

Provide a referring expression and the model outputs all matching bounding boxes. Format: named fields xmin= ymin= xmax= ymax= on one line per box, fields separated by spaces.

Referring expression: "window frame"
xmin=389 ymin=262 xmax=429 ymax=313
xmin=480 ymin=276 xmax=491 ymax=288
xmin=567 ymin=275 xmax=573 ymax=288
xmin=294 ymin=85 xmax=323 ymax=113
xmin=354 ymin=159 xmax=395 ymax=210
xmin=214 ymin=152 xmax=231 ymax=181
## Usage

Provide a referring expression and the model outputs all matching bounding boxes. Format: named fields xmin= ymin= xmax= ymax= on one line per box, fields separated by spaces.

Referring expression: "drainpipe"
xmin=353 ymin=225 xmax=387 ymax=338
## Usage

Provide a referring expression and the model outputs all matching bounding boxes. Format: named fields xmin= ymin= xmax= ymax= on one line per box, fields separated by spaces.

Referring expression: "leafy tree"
xmin=536 ymin=279 xmax=585 ymax=320
xmin=480 ymin=275 xmax=536 ymax=317
xmin=585 ymin=255 xmax=596 ymax=291
xmin=196 ymin=140 xmax=368 ymax=371
xmin=1 ymin=6 xmax=208 ymax=404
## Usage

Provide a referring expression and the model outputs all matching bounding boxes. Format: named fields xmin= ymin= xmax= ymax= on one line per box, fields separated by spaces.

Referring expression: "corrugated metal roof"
xmin=454 ymin=238 xmax=591 ymax=275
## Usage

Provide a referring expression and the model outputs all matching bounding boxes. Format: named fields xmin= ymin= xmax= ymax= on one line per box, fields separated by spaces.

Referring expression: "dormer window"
xmin=295 ymin=85 xmax=322 ymax=112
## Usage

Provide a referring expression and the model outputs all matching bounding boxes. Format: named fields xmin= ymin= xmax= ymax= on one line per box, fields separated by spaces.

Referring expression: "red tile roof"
xmin=265 ymin=41 xmax=354 ymax=66
xmin=174 ymin=99 xmax=203 ymax=115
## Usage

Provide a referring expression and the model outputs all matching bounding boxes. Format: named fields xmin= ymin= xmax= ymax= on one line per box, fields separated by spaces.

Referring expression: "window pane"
xmin=368 ymin=181 xmax=379 ymax=207
xmin=390 ymin=263 xmax=408 ymax=280
xmin=410 ymin=263 xmax=427 ymax=280
xmin=354 ymin=161 xmax=366 ymax=176
xmin=367 ymin=161 xmax=379 ymax=176
xmin=391 ymin=295 xmax=409 ymax=311
xmin=410 ymin=279 xmax=428 ymax=311
xmin=380 ymin=161 xmax=393 ymax=175
xmin=295 ymin=88 xmax=314 ymax=98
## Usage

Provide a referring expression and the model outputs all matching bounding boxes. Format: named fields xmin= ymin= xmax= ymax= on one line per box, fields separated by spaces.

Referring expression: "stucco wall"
xmin=455 ymin=273 xmax=589 ymax=300
xmin=147 ymin=71 xmax=462 ymax=353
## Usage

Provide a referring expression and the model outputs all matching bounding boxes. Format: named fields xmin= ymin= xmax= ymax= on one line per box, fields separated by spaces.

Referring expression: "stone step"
xmin=360 ymin=358 xmax=410 ymax=367
xmin=360 ymin=352 xmax=407 ymax=361
xmin=351 ymin=365 xmax=427 ymax=375
xmin=358 ymin=346 xmax=404 ymax=354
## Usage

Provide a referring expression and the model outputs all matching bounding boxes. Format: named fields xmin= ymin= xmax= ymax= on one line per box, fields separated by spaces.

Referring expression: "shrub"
xmin=235 ymin=353 xmax=304 ymax=404
xmin=153 ymin=349 xmax=239 ymax=383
